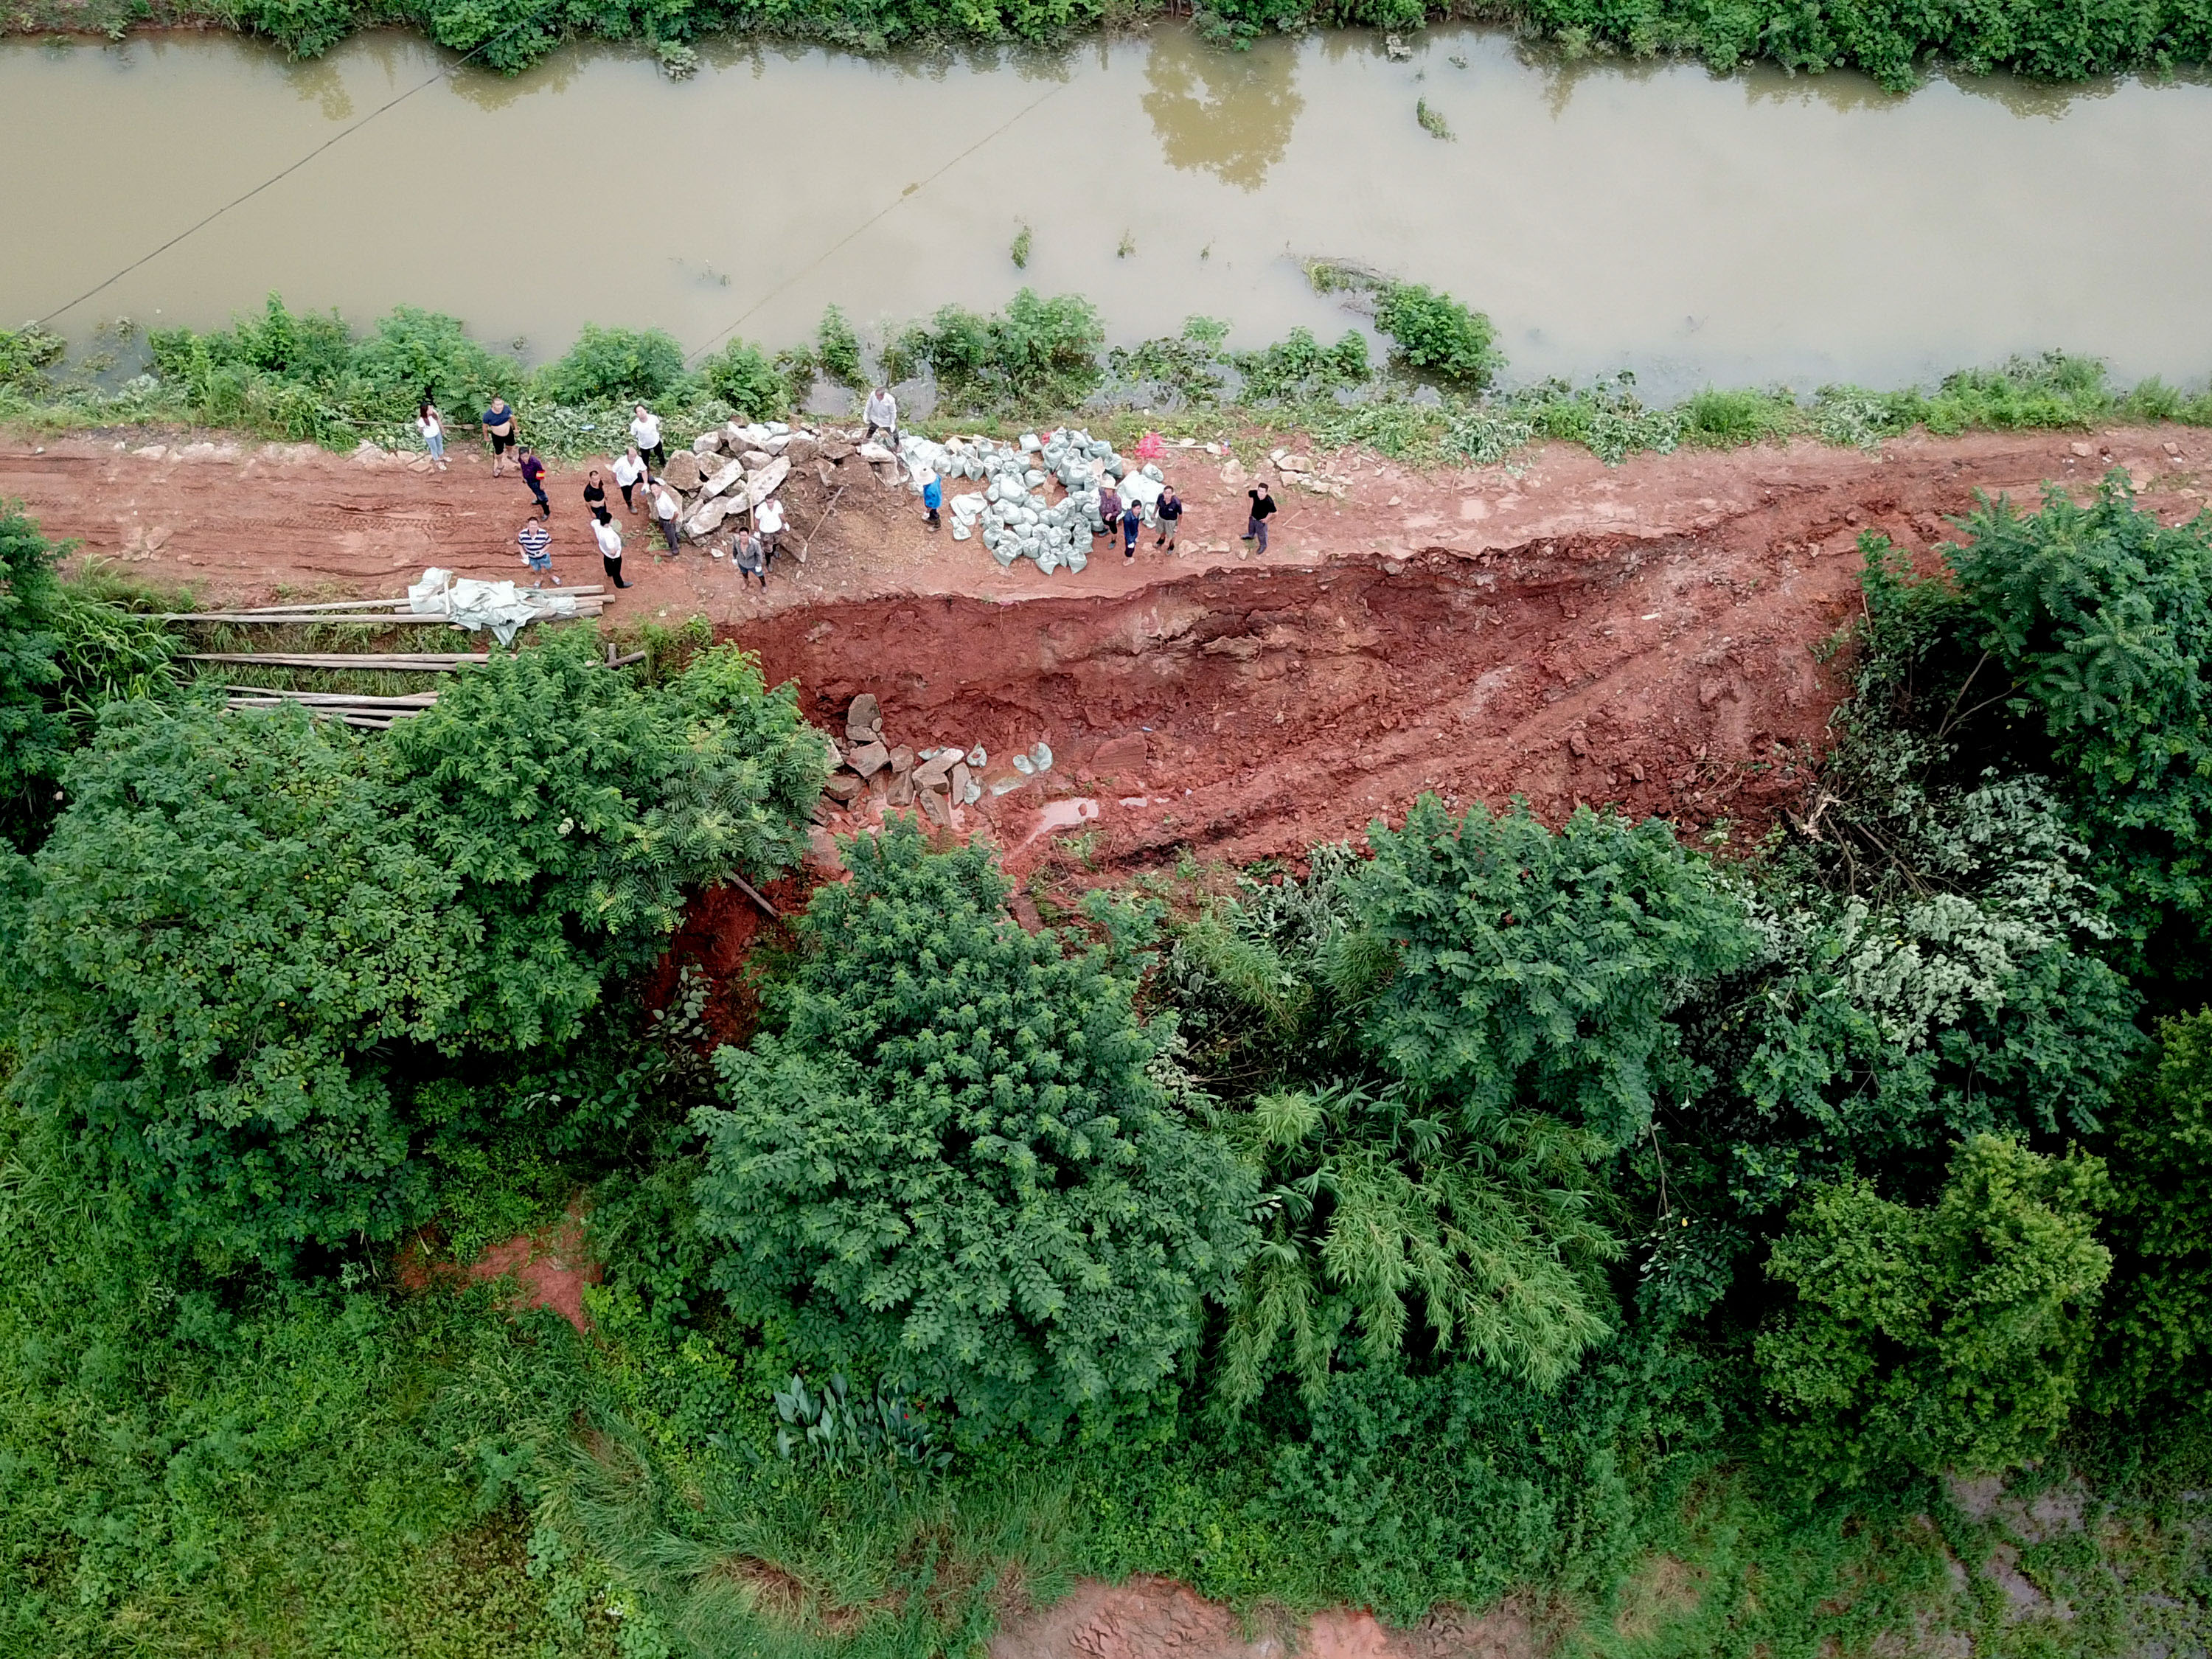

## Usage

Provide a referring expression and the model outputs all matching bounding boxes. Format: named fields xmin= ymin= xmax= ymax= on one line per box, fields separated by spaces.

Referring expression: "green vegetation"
xmin=9 ymin=476 xmax=2212 ymax=1651
xmin=12 ymin=294 xmax=2212 ymax=470
xmin=13 ymin=0 xmax=2212 ymax=91
xmin=1414 ymin=96 xmax=1451 ymax=139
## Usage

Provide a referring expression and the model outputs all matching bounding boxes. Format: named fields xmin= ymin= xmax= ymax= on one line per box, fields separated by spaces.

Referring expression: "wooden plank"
xmin=187 ymin=653 xmax=491 ymax=671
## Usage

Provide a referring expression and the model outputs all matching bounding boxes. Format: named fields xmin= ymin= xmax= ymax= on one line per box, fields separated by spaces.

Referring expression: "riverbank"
xmin=8 ymin=417 xmax=2204 ymax=873
xmin=9 ymin=0 xmax=2212 ymax=92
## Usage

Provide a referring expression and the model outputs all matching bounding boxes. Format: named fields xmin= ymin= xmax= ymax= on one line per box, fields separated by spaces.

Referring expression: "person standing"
xmin=481 ymin=396 xmax=517 ymax=475
xmin=1120 ymin=498 xmax=1144 ymax=559
xmin=517 ymin=518 xmax=556 ymax=585
xmin=1242 ymin=482 xmax=1276 ymax=554
xmin=754 ymin=493 xmax=787 ymax=566
xmin=593 ymin=513 xmax=630 ymax=588
xmin=417 ymin=400 xmax=448 ymax=470
xmin=583 ymin=469 xmax=610 ymax=524
xmin=613 ymin=445 xmax=647 ymax=514
xmin=732 ymin=526 xmax=767 ymax=588
xmin=517 ymin=445 xmax=550 ymax=518
xmin=1155 ymin=484 xmax=1182 ymax=549
xmin=863 ymin=386 xmax=897 ymax=446
xmin=920 ymin=470 xmax=942 ymax=532
xmin=630 ymin=404 xmax=666 ymax=470
xmin=653 ymin=480 xmax=682 ymax=554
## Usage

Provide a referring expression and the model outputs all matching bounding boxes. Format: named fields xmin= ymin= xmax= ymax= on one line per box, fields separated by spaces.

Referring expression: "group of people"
xmin=416 ymin=393 xmax=789 ymax=594
xmin=415 ymin=383 xmax=1285 ymax=594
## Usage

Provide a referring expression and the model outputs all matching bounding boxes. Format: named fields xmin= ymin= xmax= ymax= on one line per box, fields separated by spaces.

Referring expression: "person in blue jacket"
xmin=1121 ymin=498 xmax=1144 ymax=558
xmin=921 ymin=470 xmax=942 ymax=531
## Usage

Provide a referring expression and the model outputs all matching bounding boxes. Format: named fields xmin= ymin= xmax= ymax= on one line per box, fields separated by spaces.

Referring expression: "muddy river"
xmin=6 ymin=27 xmax=2211 ymax=397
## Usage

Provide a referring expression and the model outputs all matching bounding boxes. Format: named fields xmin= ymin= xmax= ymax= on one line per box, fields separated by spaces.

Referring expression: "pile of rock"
xmin=892 ymin=428 xmax=1172 ymax=575
xmin=815 ymin=693 xmax=1055 ymax=830
xmin=650 ymin=420 xmax=807 ymax=549
xmin=1270 ymin=448 xmax=1351 ymax=498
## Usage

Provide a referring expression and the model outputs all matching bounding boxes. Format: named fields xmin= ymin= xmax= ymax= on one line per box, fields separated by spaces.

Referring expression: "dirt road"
xmin=5 ymin=422 xmax=2204 ymax=873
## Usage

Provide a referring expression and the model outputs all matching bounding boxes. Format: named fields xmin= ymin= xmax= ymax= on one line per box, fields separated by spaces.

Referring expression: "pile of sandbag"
xmin=894 ymin=428 xmax=1170 ymax=576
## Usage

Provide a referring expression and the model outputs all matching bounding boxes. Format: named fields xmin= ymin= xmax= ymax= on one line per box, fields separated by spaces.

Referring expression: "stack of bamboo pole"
xmin=162 ymin=585 xmax=607 ymax=627
xmin=220 ymin=687 xmax=441 ymax=729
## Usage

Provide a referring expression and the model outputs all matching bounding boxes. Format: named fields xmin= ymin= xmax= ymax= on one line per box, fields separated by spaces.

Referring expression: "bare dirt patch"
xmin=987 ymin=1579 xmax=1539 ymax=1659
xmin=397 ymin=1200 xmax=602 ymax=1332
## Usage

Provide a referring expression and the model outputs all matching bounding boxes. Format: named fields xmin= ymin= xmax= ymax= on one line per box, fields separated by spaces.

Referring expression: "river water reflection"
xmin=4 ymin=25 xmax=2210 ymax=396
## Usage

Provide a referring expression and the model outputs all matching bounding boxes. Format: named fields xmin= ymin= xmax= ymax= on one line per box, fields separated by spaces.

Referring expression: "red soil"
xmin=988 ymin=1578 xmax=1538 ymax=1659
xmin=7 ymin=422 xmax=2202 ymax=878
xmin=397 ymin=1202 xmax=602 ymax=1333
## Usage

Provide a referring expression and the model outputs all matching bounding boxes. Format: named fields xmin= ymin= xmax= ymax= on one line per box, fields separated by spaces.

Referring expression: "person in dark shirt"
xmin=1155 ymin=486 xmax=1182 ymax=549
xmin=583 ymin=470 xmax=611 ymax=524
xmin=732 ymin=527 xmax=768 ymax=588
xmin=481 ymin=397 xmax=516 ymax=475
xmin=1242 ymin=483 xmax=1276 ymax=554
xmin=518 ymin=446 xmax=550 ymax=518
xmin=1121 ymin=499 xmax=1143 ymax=559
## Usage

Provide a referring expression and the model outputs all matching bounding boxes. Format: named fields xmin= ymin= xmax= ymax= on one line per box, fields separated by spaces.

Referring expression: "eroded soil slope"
xmin=5 ymin=423 xmax=2206 ymax=869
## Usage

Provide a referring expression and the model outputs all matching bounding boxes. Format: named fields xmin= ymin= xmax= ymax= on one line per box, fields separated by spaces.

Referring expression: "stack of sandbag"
xmin=898 ymin=428 xmax=1144 ymax=576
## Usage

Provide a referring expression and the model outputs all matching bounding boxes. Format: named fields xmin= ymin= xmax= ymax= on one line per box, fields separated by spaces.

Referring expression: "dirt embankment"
xmin=4 ymin=422 xmax=2205 ymax=872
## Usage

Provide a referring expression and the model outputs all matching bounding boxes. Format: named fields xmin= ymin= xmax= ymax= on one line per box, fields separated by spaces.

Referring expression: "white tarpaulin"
xmin=407 ymin=568 xmax=577 ymax=646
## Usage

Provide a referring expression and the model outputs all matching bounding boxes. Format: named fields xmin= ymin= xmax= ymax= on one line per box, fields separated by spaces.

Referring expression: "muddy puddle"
xmin=7 ymin=27 xmax=2212 ymax=395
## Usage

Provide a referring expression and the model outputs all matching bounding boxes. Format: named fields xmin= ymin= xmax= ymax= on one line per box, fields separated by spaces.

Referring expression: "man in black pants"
xmin=518 ymin=445 xmax=551 ymax=518
xmin=1242 ymin=482 xmax=1276 ymax=554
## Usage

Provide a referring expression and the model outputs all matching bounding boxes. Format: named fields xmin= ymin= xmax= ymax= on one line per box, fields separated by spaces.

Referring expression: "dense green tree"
xmin=6 ymin=635 xmax=824 ymax=1260
xmin=2096 ymin=1008 xmax=2212 ymax=1414
xmin=389 ymin=635 xmax=825 ymax=1046
xmin=1347 ymin=797 xmax=1759 ymax=1149
xmin=1179 ymin=800 xmax=1755 ymax=1402
xmin=691 ymin=821 xmax=1253 ymax=1438
xmin=1756 ymin=1134 xmax=2111 ymax=1490
xmin=9 ymin=702 xmax=476 ymax=1255
xmin=0 ymin=504 xmax=67 ymax=838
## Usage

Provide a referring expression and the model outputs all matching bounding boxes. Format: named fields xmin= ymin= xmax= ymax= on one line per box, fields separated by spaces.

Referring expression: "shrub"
xmin=699 ymin=338 xmax=790 ymax=421
xmin=229 ymin=0 xmax=360 ymax=58
xmin=1228 ymin=327 xmax=1371 ymax=403
xmin=1372 ymin=282 xmax=1501 ymax=388
xmin=1756 ymin=1134 xmax=2111 ymax=1490
xmin=2098 ymin=1008 xmax=2212 ymax=1414
xmin=813 ymin=305 xmax=866 ymax=392
xmin=348 ymin=305 xmax=516 ymax=415
xmin=1683 ymin=386 xmax=1802 ymax=447
xmin=531 ymin=324 xmax=690 ymax=409
xmin=691 ymin=821 xmax=1253 ymax=1439
xmin=891 ymin=289 xmax=1105 ymax=414
xmin=0 ymin=324 xmax=66 ymax=391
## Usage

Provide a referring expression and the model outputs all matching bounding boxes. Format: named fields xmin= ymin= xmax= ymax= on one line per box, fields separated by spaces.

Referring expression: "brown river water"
xmin=5 ymin=25 xmax=2211 ymax=397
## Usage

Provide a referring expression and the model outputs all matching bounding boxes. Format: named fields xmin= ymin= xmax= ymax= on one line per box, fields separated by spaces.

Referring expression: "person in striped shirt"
xmin=517 ymin=519 xmax=557 ymax=585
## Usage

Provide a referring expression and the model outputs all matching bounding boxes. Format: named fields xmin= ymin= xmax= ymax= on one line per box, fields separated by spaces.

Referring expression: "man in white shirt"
xmin=593 ymin=514 xmax=631 ymax=587
xmin=613 ymin=446 xmax=648 ymax=513
xmin=630 ymin=405 xmax=665 ymax=470
xmin=754 ymin=495 xmax=787 ymax=566
xmin=863 ymin=386 xmax=896 ymax=446
xmin=653 ymin=483 xmax=681 ymax=553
